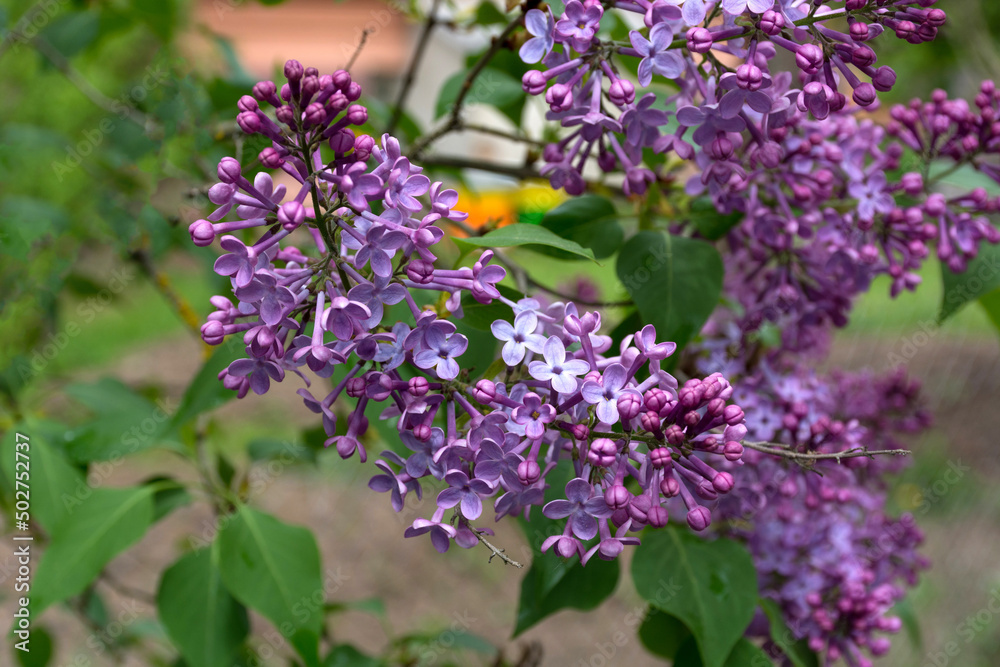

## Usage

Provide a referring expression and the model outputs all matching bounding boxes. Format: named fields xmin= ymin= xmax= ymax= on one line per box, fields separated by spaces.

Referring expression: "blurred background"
xmin=1 ymin=0 xmax=999 ymax=665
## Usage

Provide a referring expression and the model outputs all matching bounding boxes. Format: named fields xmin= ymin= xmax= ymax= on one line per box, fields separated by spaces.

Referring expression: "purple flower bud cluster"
xmin=687 ymin=84 xmax=1000 ymax=350
xmin=463 ymin=314 xmax=747 ymax=563
xmin=189 ymin=61 xmax=746 ymax=561
xmin=709 ymin=361 xmax=930 ymax=667
xmin=517 ymin=0 xmax=944 ymax=195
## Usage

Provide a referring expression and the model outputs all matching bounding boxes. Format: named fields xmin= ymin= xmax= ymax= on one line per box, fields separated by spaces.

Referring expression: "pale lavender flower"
xmin=413 ymin=326 xmax=468 ymax=380
xmin=581 ymin=363 xmax=641 ymax=424
xmin=630 ymin=24 xmax=685 ymax=87
xmin=520 ymin=9 xmax=555 ymax=64
xmin=436 ymin=471 xmax=493 ymax=520
xmin=528 ymin=336 xmax=590 ymax=393
xmin=542 ymin=478 xmax=614 ymax=540
xmin=491 ymin=311 xmax=546 ymax=366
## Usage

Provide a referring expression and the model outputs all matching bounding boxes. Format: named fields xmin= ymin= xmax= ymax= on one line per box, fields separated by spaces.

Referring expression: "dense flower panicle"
xmin=518 ymin=0 xmax=946 ymax=196
xmin=708 ymin=361 xmax=930 ymax=667
xmin=188 ymin=61 xmax=746 ymax=562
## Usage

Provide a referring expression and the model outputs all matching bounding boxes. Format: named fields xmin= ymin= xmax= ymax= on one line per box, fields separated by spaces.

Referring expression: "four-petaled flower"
xmin=436 ymin=471 xmax=494 ymax=520
xmin=528 ymin=336 xmax=590 ymax=393
xmin=542 ymin=478 xmax=614 ymax=540
xmin=491 ymin=311 xmax=546 ymax=366
xmin=630 ymin=24 xmax=685 ymax=87
xmin=512 ymin=392 xmax=557 ymax=439
xmin=520 ymin=8 xmax=555 ymax=64
xmin=582 ymin=363 xmax=642 ymax=424
xmin=413 ymin=325 xmax=468 ymax=380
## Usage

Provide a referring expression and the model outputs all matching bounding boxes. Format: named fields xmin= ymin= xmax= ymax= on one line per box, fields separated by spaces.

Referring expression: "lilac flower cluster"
xmin=518 ymin=0 xmax=945 ymax=196
xmin=189 ymin=61 xmax=747 ymax=561
xmin=691 ymin=83 xmax=1000 ymax=349
xmin=707 ymin=360 xmax=929 ymax=667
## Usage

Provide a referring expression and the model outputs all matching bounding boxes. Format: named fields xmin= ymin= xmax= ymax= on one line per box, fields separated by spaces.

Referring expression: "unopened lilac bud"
xmin=201 ymin=320 xmax=225 ymax=345
xmin=260 ymin=147 xmax=285 ymax=168
xmin=408 ymin=376 xmax=429 ymax=397
xmin=413 ymin=423 xmax=431 ymax=441
xmin=346 ymin=377 xmax=366 ymax=398
xmin=332 ymin=69 xmax=351 ymax=90
xmin=345 ymin=82 xmax=362 ymax=101
xmin=759 ymin=10 xmax=784 ymax=35
xmin=569 ymin=423 xmax=590 ymax=440
xmin=660 ymin=475 xmax=681 ymax=497
xmin=647 ymin=505 xmax=668 ymax=528
xmin=329 ymin=128 xmax=355 ymax=154
xmin=872 ymin=66 xmax=896 ymax=92
xmin=736 ymin=63 xmax=764 ymax=91
xmin=723 ymin=404 xmax=745 ymax=425
xmin=518 ymin=459 xmax=541 ymax=485
xmin=795 ymin=44 xmax=824 ymax=74
xmin=605 ymin=484 xmax=631 ymax=510
xmin=189 ymin=220 xmax=215 ymax=247
xmin=597 ymin=150 xmax=617 ymax=173
xmin=588 ymin=438 xmax=618 ymax=467
xmin=237 ymin=111 xmax=261 ymax=134
xmin=665 ymin=424 xmax=685 ymax=446
xmin=284 ymin=59 xmax=304 ymax=83
xmin=649 ymin=447 xmax=673 ymax=469
xmin=522 ymin=70 xmax=547 ymax=96
xmin=686 ymin=27 xmax=713 ymax=54
xmin=354 ymin=134 xmax=375 ymax=160
xmin=686 ymin=506 xmax=711 ymax=531
xmin=407 ymin=259 xmax=435 ymax=284
xmin=252 ymin=80 xmax=279 ymax=105
xmin=345 ymin=104 xmax=368 ymax=125
xmin=608 ymin=79 xmax=635 ymax=106
xmin=217 ymin=157 xmax=241 ymax=184
xmin=724 ymin=441 xmax=744 ymax=461
xmin=275 ymin=104 xmax=296 ymax=126
xmin=278 ymin=201 xmax=306 ymax=231
xmin=628 ymin=494 xmax=651 ymax=523
xmin=851 ymin=44 xmax=877 ymax=68
xmin=473 ymin=379 xmax=497 ymax=404
xmin=618 ymin=392 xmax=642 ymax=421
xmin=712 ymin=472 xmax=735 ymax=494
xmin=853 ymin=83 xmax=877 ymax=107
xmin=304 ymin=102 xmax=327 ymax=126
xmin=639 ymin=411 xmax=661 ymax=433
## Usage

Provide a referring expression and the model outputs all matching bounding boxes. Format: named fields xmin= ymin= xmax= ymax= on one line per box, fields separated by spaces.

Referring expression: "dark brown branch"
xmin=742 ymin=441 xmax=911 ymax=463
xmin=345 ymin=28 xmax=373 ymax=71
xmin=387 ymin=0 xmax=443 ymax=135
xmin=411 ymin=10 xmax=525 ymax=158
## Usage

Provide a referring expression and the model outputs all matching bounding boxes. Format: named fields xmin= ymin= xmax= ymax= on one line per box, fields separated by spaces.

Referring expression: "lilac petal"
xmin=652 ymin=51 xmax=685 ymax=79
xmin=520 ymin=39 xmax=546 ymax=64
xmin=571 ymin=512 xmax=598 ymax=541
xmin=603 ymin=364 xmax=628 ymax=392
xmin=543 ymin=499 xmax=576 ymax=519
xmin=748 ymin=0 xmax=774 ymax=12
xmin=583 ymin=497 xmax=614 ymax=519
xmin=551 ymin=373 xmax=578 ymax=394
xmin=676 ymin=106 xmax=707 ymax=126
xmin=437 ymin=487 xmax=463 ymax=509
xmin=368 ymin=476 xmax=394 ymax=493
xmin=596 ymin=400 xmax=619 ymax=425
xmin=682 ymin=0 xmax=706 ymax=25
xmin=430 ymin=527 xmax=451 ymax=553
xmin=637 ymin=59 xmax=654 ymax=88
xmin=437 ymin=357 xmax=460 ymax=380
xmin=746 ymin=91 xmax=774 ymax=113
xmin=720 ymin=91 xmax=746 ymax=119
xmin=525 ymin=8 xmax=548 ymax=36
xmin=460 ymin=493 xmax=483 ymax=520
xmin=565 ymin=478 xmax=592 ymax=503
xmin=581 ymin=382 xmax=605 ymax=404
xmin=490 ymin=319 xmax=515 ymax=341
xmin=502 ymin=341 xmax=526 ymax=366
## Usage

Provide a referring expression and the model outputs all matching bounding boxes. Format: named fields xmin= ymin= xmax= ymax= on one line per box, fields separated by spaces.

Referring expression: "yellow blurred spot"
xmin=895 ymin=483 xmax=921 ymax=511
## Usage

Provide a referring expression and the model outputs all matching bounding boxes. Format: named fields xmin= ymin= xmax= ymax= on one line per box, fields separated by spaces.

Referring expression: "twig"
xmin=474 ymin=529 xmax=523 ymax=568
xmin=461 ymin=122 xmax=546 ymax=148
xmin=742 ymin=441 xmax=911 ymax=463
xmin=387 ymin=0 xmax=443 ymax=135
xmin=345 ymin=28 xmax=373 ymax=71
xmin=411 ymin=11 xmax=525 ymax=158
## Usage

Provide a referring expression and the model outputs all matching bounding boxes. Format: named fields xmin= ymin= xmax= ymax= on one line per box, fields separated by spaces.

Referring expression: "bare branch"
xmin=387 ymin=0 xmax=443 ymax=135
xmin=474 ymin=529 xmax=523 ymax=568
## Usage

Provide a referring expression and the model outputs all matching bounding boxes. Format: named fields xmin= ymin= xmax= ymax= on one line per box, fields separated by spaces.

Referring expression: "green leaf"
xmin=148 ymin=477 xmax=192 ymax=522
xmin=674 ymin=636 xmax=774 ymax=667
xmin=939 ymin=244 xmax=1000 ymax=322
xmin=170 ymin=336 xmax=244 ymax=428
xmin=15 ymin=625 xmax=53 ymax=666
xmin=892 ymin=596 xmax=923 ymax=651
xmin=687 ymin=198 xmax=743 ymax=241
xmin=129 ymin=0 xmax=177 ymax=42
xmin=455 ymin=223 xmax=596 ymax=262
xmin=759 ymin=598 xmax=818 ymax=667
xmin=638 ymin=607 xmax=691 ymax=660
xmin=32 ymin=486 xmax=155 ymax=614
xmin=157 ymin=548 xmax=249 ymax=667
xmin=40 ymin=11 xmax=100 ymax=58
xmin=472 ymin=2 xmax=508 ymax=26
xmin=459 ymin=284 xmax=525 ymax=331
xmin=616 ymin=232 xmax=723 ymax=352
xmin=324 ymin=644 xmax=382 ymax=667
xmin=217 ymin=506 xmax=324 ymax=635
xmin=435 ymin=67 xmax=524 ymax=119
xmin=540 ymin=195 xmax=624 ymax=260
xmin=1 ymin=430 xmax=82 ymax=532
xmin=64 ymin=378 xmax=173 ymax=462
xmin=977 ymin=287 xmax=1000 ymax=335
xmin=631 ymin=527 xmax=758 ymax=667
